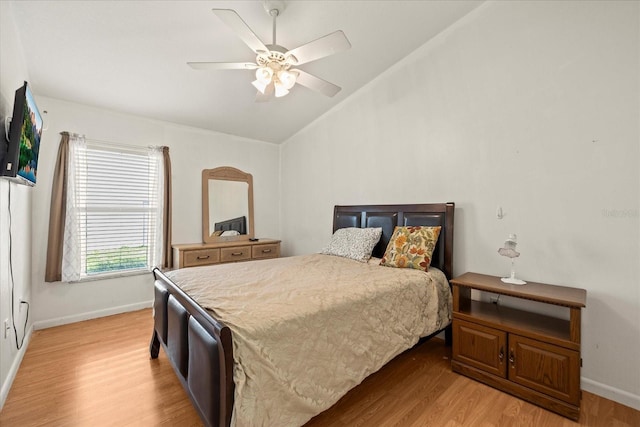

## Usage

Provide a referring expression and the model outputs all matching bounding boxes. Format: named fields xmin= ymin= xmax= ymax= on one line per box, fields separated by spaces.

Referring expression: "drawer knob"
xmin=231 ymin=252 xmax=243 ymax=256
xmin=197 ymin=255 xmax=210 ymax=260
xmin=509 ymin=349 xmax=515 ymax=365
xmin=262 ymin=249 xmax=272 ymax=253
xmin=499 ymin=346 xmax=504 ymax=362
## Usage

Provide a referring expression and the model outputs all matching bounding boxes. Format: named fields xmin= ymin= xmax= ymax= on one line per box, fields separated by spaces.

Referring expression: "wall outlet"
xmin=3 ymin=319 xmax=9 ymax=339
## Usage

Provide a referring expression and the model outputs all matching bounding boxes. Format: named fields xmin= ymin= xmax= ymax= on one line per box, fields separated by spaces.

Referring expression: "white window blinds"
xmin=62 ymin=135 xmax=164 ymax=282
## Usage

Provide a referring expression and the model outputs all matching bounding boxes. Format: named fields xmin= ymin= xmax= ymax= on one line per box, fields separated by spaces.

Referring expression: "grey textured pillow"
xmin=321 ymin=227 xmax=383 ymax=262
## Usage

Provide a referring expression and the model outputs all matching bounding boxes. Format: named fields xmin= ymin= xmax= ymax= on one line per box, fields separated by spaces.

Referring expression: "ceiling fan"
xmin=188 ymin=1 xmax=351 ymax=101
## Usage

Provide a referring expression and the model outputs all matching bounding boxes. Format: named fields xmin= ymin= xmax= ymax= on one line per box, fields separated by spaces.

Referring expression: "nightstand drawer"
xmin=252 ymin=244 xmax=279 ymax=259
xmin=183 ymin=248 xmax=220 ymax=267
xmin=220 ymin=246 xmax=251 ymax=263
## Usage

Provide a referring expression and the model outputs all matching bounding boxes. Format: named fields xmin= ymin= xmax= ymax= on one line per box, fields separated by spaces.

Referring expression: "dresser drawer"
xmin=183 ymin=248 xmax=220 ymax=267
xmin=252 ymin=243 xmax=280 ymax=259
xmin=220 ymin=246 xmax=251 ymax=263
xmin=252 ymin=243 xmax=279 ymax=259
xmin=173 ymin=239 xmax=281 ymax=269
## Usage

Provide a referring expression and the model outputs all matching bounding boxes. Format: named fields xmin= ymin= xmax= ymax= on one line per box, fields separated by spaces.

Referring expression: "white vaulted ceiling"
xmin=8 ymin=1 xmax=483 ymax=143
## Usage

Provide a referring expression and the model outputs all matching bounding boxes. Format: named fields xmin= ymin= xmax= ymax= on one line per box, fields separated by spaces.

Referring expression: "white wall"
xmin=280 ymin=0 xmax=639 ymax=409
xmin=0 ymin=0 xmax=281 ymax=406
xmin=0 ymin=1 xmax=33 ymax=409
xmin=29 ymin=97 xmax=280 ymax=327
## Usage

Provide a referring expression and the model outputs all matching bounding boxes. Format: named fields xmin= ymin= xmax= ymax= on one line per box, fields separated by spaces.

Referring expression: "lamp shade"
xmin=498 ymin=234 xmax=520 ymax=258
xmin=255 ymin=67 xmax=273 ymax=84
xmin=274 ymin=82 xmax=289 ymax=98
xmin=251 ymin=79 xmax=269 ymax=94
xmin=277 ymin=70 xmax=298 ymax=90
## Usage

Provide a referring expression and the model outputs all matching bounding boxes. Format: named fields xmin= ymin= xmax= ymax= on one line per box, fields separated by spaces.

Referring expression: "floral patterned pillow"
xmin=321 ymin=227 xmax=383 ymax=262
xmin=380 ymin=226 xmax=441 ymax=271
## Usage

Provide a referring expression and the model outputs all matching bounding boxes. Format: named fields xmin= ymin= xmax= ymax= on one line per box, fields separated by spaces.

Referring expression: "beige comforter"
xmin=165 ymin=253 xmax=451 ymax=427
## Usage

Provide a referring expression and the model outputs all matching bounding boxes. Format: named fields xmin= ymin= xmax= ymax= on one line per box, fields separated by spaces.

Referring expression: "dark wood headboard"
xmin=214 ymin=216 xmax=247 ymax=235
xmin=333 ymin=203 xmax=455 ymax=280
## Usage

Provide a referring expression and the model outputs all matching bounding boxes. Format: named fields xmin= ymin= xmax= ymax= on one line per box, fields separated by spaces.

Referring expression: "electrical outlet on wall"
xmin=3 ymin=319 xmax=10 ymax=339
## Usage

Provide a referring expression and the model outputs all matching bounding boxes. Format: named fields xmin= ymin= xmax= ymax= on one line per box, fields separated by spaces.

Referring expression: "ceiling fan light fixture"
xmin=255 ymin=66 xmax=274 ymax=84
xmin=192 ymin=7 xmax=351 ymax=101
xmin=274 ymin=82 xmax=289 ymax=98
xmin=252 ymin=79 xmax=269 ymax=94
xmin=277 ymin=69 xmax=298 ymax=90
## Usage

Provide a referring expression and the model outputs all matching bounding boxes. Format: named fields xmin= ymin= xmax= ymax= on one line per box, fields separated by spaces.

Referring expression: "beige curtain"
xmin=45 ymin=132 xmax=70 ymax=282
xmin=162 ymin=146 xmax=172 ymax=269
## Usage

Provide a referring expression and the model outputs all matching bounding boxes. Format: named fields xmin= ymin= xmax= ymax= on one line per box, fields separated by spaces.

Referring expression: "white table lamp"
xmin=498 ymin=234 xmax=526 ymax=285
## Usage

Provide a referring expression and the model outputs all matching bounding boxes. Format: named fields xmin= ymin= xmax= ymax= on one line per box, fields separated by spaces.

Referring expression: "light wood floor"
xmin=1 ymin=309 xmax=638 ymax=427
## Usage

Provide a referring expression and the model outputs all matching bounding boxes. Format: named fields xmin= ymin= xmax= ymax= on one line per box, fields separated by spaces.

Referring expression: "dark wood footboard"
xmin=151 ymin=268 xmax=234 ymax=427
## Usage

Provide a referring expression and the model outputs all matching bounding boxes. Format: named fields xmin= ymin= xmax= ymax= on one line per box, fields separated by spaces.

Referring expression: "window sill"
xmin=65 ymin=268 xmax=152 ymax=284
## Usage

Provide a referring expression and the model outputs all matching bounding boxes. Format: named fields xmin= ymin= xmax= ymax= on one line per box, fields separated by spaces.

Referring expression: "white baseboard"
xmin=33 ymin=300 xmax=153 ymax=330
xmin=582 ymin=376 xmax=640 ymax=411
xmin=0 ymin=325 xmax=33 ymax=411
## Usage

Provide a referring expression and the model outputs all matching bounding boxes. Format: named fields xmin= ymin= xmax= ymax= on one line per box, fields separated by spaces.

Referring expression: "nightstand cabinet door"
xmin=508 ymin=334 xmax=581 ymax=405
xmin=453 ymin=319 xmax=507 ymax=378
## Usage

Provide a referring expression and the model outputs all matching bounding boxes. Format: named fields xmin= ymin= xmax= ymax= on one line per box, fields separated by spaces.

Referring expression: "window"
xmin=62 ymin=138 xmax=164 ymax=281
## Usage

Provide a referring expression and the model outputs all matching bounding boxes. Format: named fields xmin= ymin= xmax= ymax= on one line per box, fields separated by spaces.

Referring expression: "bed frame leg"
xmin=444 ymin=324 xmax=452 ymax=346
xmin=150 ymin=330 xmax=160 ymax=359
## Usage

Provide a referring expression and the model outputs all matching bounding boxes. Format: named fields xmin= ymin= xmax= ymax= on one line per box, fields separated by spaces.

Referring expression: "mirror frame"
xmin=202 ymin=167 xmax=255 ymax=243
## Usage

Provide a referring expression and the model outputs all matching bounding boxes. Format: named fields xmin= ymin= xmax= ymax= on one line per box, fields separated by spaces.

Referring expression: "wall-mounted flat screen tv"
xmin=1 ymin=81 xmax=44 ymax=186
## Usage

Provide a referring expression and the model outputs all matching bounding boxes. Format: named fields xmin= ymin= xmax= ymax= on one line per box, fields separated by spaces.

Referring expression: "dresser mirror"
xmin=202 ymin=167 xmax=254 ymax=243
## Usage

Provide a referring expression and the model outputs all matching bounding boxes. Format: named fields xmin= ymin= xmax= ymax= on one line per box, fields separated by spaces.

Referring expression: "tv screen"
xmin=1 ymin=81 xmax=44 ymax=186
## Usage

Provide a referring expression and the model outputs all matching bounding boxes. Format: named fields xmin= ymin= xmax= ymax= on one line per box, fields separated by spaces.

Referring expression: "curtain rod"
xmin=60 ymin=131 xmax=165 ymax=151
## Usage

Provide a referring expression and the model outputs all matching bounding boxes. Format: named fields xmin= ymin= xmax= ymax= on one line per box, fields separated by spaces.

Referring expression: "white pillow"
xmin=321 ymin=227 xmax=383 ymax=262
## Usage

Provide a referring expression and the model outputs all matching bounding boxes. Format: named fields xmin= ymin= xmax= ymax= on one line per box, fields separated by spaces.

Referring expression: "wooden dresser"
xmin=172 ymin=239 xmax=281 ymax=269
xmin=450 ymin=272 xmax=587 ymax=421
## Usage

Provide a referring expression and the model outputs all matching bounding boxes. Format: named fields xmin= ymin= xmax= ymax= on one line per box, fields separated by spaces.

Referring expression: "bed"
xmin=150 ymin=202 xmax=455 ymax=427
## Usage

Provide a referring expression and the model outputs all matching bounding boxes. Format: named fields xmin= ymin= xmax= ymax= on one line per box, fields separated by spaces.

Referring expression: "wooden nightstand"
xmin=172 ymin=239 xmax=280 ymax=269
xmin=450 ymin=272 xmax=587 ymax=421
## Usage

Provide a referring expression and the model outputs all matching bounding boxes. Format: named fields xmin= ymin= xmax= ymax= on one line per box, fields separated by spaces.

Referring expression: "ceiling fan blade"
xmin=255 ymin=83 xmax=275 ymax=102
xmin=287 ymin=30 xmax=351 ymax=65
xmin=188 ymin=62 xmax=258 ymax=70
xmin=293 ymin=70 xmax=342 ymax=97
xmin=212 ymin=9 xmax=268 ymax=54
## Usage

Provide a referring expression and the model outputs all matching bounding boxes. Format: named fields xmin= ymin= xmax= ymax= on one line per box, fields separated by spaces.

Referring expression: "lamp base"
xmin=501 ymin=277 xmax=526 ymax=285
